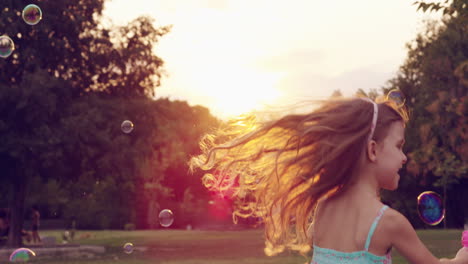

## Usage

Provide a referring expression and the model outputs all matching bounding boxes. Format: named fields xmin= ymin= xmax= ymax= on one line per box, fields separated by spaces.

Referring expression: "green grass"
xmin=12 ymin=229 xmax=466 ymax=264
xmin=391 ymin=229 xmax=463 ymax=264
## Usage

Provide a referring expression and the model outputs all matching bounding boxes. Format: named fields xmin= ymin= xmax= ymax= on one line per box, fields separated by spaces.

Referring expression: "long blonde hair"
xmin=189 ymin=97 xmax=408 ymax=256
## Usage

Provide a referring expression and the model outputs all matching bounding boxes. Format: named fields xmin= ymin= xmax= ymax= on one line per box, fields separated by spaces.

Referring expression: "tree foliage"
xmin=0 ymin=0 xmax=172 ymax=246
xmin=1 ymin=0 xmax=170 ymax=97
xmin=21 ymin=97 xmax=219 ymax=230
xmin=382 ymin=0 xmax=467 ymax=227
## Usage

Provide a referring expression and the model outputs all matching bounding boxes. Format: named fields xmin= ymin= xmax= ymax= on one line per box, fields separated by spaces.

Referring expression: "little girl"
xmin=190 ymin=95 xmax=468 ymax=264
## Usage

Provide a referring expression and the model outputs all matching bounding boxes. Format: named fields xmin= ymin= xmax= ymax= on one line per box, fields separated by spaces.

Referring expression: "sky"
xmin=102 ymin=0 xmax=442 ymax=120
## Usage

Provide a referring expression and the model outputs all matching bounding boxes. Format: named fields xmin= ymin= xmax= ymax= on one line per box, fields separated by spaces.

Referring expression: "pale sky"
xmin=102 ymin=0 xmax=441 ymax=120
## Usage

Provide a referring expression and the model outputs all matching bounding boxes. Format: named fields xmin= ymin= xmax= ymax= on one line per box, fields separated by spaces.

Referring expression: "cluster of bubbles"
xmin=9 ymin=248 xmax=36 ymax=262
xmin=1 ymin=4 xmax=42 ymax=59
xmin=417 ymin=191 xmax=445 ymax=226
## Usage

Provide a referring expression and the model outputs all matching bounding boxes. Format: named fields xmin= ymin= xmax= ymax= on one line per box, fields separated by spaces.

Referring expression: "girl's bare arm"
xmin=386 ymin=209 xmax=466 ymax=264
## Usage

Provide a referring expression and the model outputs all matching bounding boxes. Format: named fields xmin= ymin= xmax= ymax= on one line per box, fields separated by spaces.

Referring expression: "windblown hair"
xmin=189 ymin=96 xmax=408 ymax=256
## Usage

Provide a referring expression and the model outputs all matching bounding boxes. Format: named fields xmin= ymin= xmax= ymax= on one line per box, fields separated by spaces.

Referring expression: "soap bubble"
xmin=0 ymin=35 xmax=14 ymax=59
xmin=22 ymin=4 xmax=42 ymax=25
xmin=9 ymin=248 xmax=36 ymax=262
xmin=123 ymin=242 xmax=134 ymax=254
xmin=386 ymin=89 xmax=405 ymax=107
xmin=417 ymin=191 xmax=445 ymax=226
xmin=121 ymin=120 xmax=134 ymax=134
xmin=159 ymin=209 xmax=174 ymax=227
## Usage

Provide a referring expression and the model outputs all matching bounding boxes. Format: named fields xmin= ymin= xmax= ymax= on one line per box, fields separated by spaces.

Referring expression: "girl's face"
xmin=375 ymin=121 xmax=407 ymax=190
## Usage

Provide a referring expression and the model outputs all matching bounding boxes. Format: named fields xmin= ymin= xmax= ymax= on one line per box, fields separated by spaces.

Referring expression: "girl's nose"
xmin=402 ymin=154 xmax=407 ymax=165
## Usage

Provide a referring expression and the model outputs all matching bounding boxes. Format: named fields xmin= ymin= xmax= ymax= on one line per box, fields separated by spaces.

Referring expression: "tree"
xmin=157 ymin=100 xmax=221 ymax=227
xmin=382 ymin=0 xmax=467 ymax=228
xmin=0 ymin=0 xmax=170 ymax=246
xmin=354 ymin=88 xmax=379 ymax=100
xmin=15 ymin=96 xmax=220 ymax=230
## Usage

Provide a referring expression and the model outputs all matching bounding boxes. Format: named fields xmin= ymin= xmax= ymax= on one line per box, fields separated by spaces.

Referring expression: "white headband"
xmin=361 ymin=98 xmax=378 ymax=141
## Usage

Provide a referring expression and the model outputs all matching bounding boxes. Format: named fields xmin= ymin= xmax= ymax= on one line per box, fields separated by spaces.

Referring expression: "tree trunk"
xmin=7 ymin=168 xmax=27 ymax=248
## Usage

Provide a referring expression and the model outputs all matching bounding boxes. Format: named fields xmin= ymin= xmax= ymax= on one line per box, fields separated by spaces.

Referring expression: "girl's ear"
xmin=366 ymin=140 xmax=378 ymax=162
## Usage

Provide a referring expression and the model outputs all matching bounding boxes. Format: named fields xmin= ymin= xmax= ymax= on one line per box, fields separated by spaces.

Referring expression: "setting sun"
xmin=190 ymin=65 xmax=283 ymax=118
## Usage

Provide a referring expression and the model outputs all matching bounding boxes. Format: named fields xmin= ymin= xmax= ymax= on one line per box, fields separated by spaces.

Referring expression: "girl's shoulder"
xmin=377 ymin=206 xmax=411 ymax=241
xmin=379 ymin=207 xmax=407 ymax=229
xmin=363 ymin=205 xmax=404 ymax=255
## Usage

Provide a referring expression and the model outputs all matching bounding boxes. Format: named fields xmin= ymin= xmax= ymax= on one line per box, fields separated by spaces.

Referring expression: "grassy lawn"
xmin=7 ymin=229 xmax=465 ymax=264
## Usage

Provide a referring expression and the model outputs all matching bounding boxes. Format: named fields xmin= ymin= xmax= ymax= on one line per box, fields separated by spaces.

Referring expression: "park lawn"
xmin=28 ymin=229 xmax=463 ymax=264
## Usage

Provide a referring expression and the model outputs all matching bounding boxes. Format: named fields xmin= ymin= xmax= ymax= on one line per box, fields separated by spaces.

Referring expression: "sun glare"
xmin=104 ymin=0 xmax=445 ymax=120
xmin=193 ymin=66 xmax=283 ymax=119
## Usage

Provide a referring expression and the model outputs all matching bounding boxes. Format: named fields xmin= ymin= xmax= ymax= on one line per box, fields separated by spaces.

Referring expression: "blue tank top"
xmin=311 ymin=205 xmax=392 ymax=264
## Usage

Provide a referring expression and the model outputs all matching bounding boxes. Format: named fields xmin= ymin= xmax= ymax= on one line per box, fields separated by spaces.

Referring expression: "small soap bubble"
xmin=22 ymin=4 xmax=42 ymax=25
xmin=9 ymin=248 xmax=36 ymax=262
xmin=0 ymin=35 xmax=14 ymax=59
xmin=121 ymin=120 xmax=134 ymax=134
xmin=417 ymin=191 xmax=445 ymax=226
xmin=123 ymin=242 xmax=134 ymax=254
xmin=386 ymin=89 xmax=406 ymax=107
xmin=159 ymin=209 xmax=174 ymax=228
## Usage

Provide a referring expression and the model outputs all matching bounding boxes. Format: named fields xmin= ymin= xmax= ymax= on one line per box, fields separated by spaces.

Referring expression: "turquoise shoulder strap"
xmin=364 ymin=205 xmax=389 ymax=251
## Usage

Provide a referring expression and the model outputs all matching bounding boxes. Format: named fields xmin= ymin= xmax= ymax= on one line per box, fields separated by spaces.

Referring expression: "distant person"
xmin=31 ymin=206 xmax=41 ymax=244
xmin=190 ymin=95 xmax=468 ymax=263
